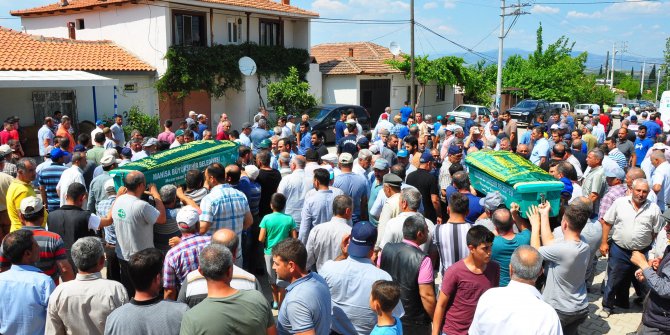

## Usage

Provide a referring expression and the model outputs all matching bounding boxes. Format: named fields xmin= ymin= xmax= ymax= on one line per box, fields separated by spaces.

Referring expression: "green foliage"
xmin=156 ymin=43 xmax=310 ymax=98
xmin=125 ymin=106 xmax=161 ymax=138
xmin=463 ymin=60 xmax=497 ymax=105
xmin=617 ymin=73 xmax=642 ymax=100
xmin=266 ymin=67 xmax=317 ymax=118
xmin=387 ymin=54 xmax=468 ymax=104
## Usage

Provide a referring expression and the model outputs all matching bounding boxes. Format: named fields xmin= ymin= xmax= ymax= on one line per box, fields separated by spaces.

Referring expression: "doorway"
xmin=360 ymin=79 xmax=390 ymax=127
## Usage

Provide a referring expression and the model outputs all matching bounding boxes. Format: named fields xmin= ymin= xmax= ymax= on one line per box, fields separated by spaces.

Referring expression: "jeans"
xmin=556 ymin=307 xmax=589 ymax=335
xmin=119 ymin=258 xmax=135 ymax=297
xmin=637 ymin=324 xmax=670 ymax=335
xmin=153 ymin=231 xmax=181 ymax=254
xmin=603 ymin=242 xmax=649 ymax=309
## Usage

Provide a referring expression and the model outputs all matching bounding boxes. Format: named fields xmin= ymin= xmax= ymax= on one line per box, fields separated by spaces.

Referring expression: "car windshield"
xmin=311 ymin=107 xmax=335 ymax=121
xmin=515 ymin=100 xmax=537 ymax=108
xmin=576 ymin=104 xmax=589 ymax=109
xmin=455 ymin=105 xmax=476 ymax=113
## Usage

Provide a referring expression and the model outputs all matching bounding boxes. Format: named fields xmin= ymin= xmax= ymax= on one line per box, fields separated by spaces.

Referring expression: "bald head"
xmin=510 ymin=245 xmax=543 ymax=282
xmin=626 ymin=167 xmax=646 ymax=189
xmin=651 ymin=150 xmax=667 ymax=167
xmin=491 ymin=208 xmax=513 ymax=233
xmin=212 ymin=229 xmax=239 ymax=256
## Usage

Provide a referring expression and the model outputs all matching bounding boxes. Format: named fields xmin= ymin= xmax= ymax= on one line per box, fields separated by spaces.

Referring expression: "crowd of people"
xmin=0 ymin=103 xmax=669 ymax=335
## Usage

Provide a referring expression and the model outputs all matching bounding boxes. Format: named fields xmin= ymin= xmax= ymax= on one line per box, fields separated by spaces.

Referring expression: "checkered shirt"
xmin=598 ymin=183 xmax=627 ymax=220
xmin=163 ymin=234 xmax=211 ymax=289
xmin=97 ymin=195 xmax=117 ymax=245
xmin=199 ymin=184 xmax=250 ymax=234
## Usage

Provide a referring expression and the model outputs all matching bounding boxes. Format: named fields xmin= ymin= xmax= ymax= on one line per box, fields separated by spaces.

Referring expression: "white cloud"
xmin=423 ymin=2 xmax=438 ymax=9
xmin=569 ymin=25 xmax=610 ymax=34
xmin=390 ymin=1 xmax=410 ymax=9
xmin=312 ymin=0 xmax=347 ymax=12
xmin=531 ymin=5 xmax=559 ymax=14
xmin=564 ymin=0 xmax=670 ymax=20
xmin=443 ymin=0 xmax=456 ymax=9
xmin=438 ymin=25 xmax=457 ymax=34
xmin=652 ymin=24 xmax=661 ymax=29
xmin=566 ymin=10 xmax=602 ymax=19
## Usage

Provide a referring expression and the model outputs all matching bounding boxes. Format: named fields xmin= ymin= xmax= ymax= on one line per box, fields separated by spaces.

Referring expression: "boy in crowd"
xmin=370 ymin=280 xmax=403 ymax=335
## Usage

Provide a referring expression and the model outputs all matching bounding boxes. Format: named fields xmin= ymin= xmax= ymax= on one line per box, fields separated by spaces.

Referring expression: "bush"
xmin=267 ymin=67 xmax=317 ymax=118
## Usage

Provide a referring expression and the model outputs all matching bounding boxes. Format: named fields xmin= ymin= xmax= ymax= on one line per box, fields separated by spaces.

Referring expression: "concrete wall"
xmin=22 ymin=4 xmax=170 ymax=75
xmin=306 ymin=63 xmax=322 ymax=103
xmin=322 ymin=76 xmax=358 ymax=105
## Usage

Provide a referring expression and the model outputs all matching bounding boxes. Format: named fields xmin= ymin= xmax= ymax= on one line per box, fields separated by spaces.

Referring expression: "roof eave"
xmin=170 ymin=0 xmax=318 ymax=18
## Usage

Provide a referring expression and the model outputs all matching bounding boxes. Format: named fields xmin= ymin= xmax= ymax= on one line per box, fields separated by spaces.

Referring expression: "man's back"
xmin=433 ymin=222 xmax=470 ymax=274
xmin=38 ymin=164 xmax=67 ymax=211
xmin=180 ymin=290 xmax=273 ymax=335
xmin=492 ymin=230 xmax=531 ymax=286
xmin=305 ymin=218 xmax=352 ymax=271
xmin=112 ymin=194 xmax=159 ymax=261
xmin=0 ymin=227 xmax=67 ymax=283
xmin=46 ymin=273 xmax=127 ymax=335
xmin=104 ymin=298 xmax=188 ymax=335
xmin=405 ymin=169 xmax=439 ymax=222
xmin=199 ymin=184 xmax=249 ymax=235
xmin=0 ymin=265 xmax=55 ymax=335
xmin=539 ymin=239 xmax=590 ymax=313
xmin=333 ymin=172 xmax=367 ymax=222
xmin=177 ymin=266 xmax=261 ymax=308
xmin=278 ymin=272 xmax=332 ymax=335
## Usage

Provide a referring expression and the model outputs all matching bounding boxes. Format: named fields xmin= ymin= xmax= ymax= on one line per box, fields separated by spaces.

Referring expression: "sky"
xmin=2 ymin=0 xmax=668 ymax=68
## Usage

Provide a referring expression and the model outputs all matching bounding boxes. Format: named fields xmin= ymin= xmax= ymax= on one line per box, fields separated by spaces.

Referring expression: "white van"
xmin=660 ymin=91 xmax=670 ymax=131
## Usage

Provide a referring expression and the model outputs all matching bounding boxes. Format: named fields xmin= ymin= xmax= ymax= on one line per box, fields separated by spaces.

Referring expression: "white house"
xmin=11 ymin=0 xmax=319 ymax=129
xmin=311 ymin=42 xmax=456 ymax=123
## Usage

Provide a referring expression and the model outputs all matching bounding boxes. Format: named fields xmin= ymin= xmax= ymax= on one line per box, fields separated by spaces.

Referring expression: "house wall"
xmin=306 ymin=63 xmax=322 ymax=102
xmin=21 ymin=4 xmax=170 ymax=75
xmin=322 ymin=76 xmax=358 ymax=105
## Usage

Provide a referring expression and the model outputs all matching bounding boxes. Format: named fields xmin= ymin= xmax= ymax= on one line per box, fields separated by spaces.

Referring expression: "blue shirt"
xmin=644 ymin=120 xmax=662 ymax=139
xmin=197 ymin=123 xmax=208 ymax=137
xmin=278 ymin=272 xmax=332 ymax=335
xmin=400 ymin=106 xmax=413 ymax=123
xmin=249 ymin=128 xmax=271 ymax=153
xmin=634 ymin=137 xmax=654 ymax=166
xmin=433 ymin=122 xmax=442 ymax=136
xmin=320 ymin=256 xmax=403 ymax=335
xmin=199 ymin=184 xmax=250 ymax=235
xmin=335 ymin=120 xmax=346 ymax=144
xmin=519 ymin=131 xmax=532 ymax=145
xmin=0 ymin=265 xmax=55 ymax=335
xmin=370 ymin=317 xmax=403 ymax=335
xmin=465 ymin=193 xmax=484 ymax=224
xmin=333 ymin=172 xmax=369 ymax=223
xmin=395 ymin=125 xmax=409 ymax=140
xmin=233 ymin=177 xmax=261 ymax=216
xmin=530 ymin=138 xmax=550 ymax=165
xmin=492 ymin=229 xmax=531 ymax=286
xmin=37 ymin=163 xmax=68 ymax=212
xmin=298 ymin=131 xmax=312 ymax=155
xmin=464 ymin=119 xmax=475 ymax=136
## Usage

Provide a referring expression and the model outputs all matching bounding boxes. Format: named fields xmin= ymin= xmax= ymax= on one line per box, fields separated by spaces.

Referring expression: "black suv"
xmin=507 ymin=99 xmax=552 ymax=124
xmin=308 ymin=104 xmax=371 ymax=143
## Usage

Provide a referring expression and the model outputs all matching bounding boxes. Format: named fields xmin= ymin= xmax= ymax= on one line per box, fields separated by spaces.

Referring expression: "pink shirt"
xmin=157 ymin=131 xmax=175 ymax=144
xmin=377 ymin=239 xmax=434 ymax=284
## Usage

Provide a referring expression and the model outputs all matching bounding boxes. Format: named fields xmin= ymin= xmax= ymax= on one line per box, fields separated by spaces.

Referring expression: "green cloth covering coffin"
xmin=465 ymin=150 xmax=564 ymax=217
xmin=109 ymin=140 xmax=239 ymax=190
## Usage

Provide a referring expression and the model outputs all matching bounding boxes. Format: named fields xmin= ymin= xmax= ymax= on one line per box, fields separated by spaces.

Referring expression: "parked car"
xmin=308 ymin=104 xmax=371 ymax=144
xmin=638 ymin=100 xmax=656 ymax=112
xmin=628 ymin=102 xmax=640 ymax=113
xmin=611 ymin=104 xmax=624 ymax=118
xmin=550 ymin=102 xmax=571 ymax=113
xmin=446 ymin=104 xmax=491 ymax=127
xmin=574 ymin=103 xmax=601 ymax=117
xmin=507 ymin=99 xmax=552 ymax=124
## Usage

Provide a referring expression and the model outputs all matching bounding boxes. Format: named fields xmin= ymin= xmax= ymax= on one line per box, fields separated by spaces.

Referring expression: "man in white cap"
xmin=185 ymin=111 xmax=197 ymax=128
xmin=87 ymin=155 xmax=117 ymax=213
xmin=163 ymin=206 xmax=211 ymax=301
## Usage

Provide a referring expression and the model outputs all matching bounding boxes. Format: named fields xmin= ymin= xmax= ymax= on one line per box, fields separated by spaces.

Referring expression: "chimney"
xmin=348 ymin=48 xmax=354 ymax=57
xmin=59 ymin=0 xmax=69 ymax=6
xmin=281 ymin=0 xmax=290 ymax=5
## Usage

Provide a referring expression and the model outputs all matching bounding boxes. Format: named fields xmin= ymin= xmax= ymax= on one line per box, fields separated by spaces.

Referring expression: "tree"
xmin=618 ymin=75 xmax=639 ymax=100
xmin=463 ymin=60 xmax=497 ymax=105
xmin=387 ymin=55 xmax=468 ymax=106
xmin=267 ymin=66 xmax=317 ymax=118
xmin=599 ymin=64 xmax=603 ymax=77
xmin=649 ymin=64 xmax=657 ymax=83
xmin=631 ymin=66 xmax=635 ymax=78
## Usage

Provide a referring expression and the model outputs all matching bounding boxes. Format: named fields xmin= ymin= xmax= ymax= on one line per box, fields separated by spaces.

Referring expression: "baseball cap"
xmin=419 ymin=150 xmax=434 ymax=163
xmin=0 ymin=145 xmax=12 ymax=157
xmin=189 ymin=111 xmax=197 ymax=117
xmin=605 ymin=166 xmax=625 ymax=180
xmin=369 ymin=144 xmax=380 ymax=154
xmin=73 ymin=144 xmax=86 ymax=153
xmin=120 ymin=147 xmax=132 ymax=158
xmin=96 ymin=120 xmax=104 ymax=126
xmin=585 ymin=124 xmax=593 ymax=131
xmin=100 ymin=154 xmax=118 ymax=167
xmin=346 ymin=119 xmax=357 ymax=125
xmin=322 ymin=153 xmax=338 ymax=164
xmin=287 ymin=114 xmax=295 ymax=120
xmin=397 ymin=149 xmax=409 ymax=158
xmin=103 ymin=179 xmax=116 ymax=194
xmin=197 ymin=114 xmax=205 ymax=119
xmin=348 ymin=221 xmax=378 ymax=258
xmin=479 ymin=191 xmax=503 ymax=211
xmin=630 ymin=115 xmax=638 ymax=121
xmin=550 ymin=124 xmax=559 ymax=130
xmin=379 ymin=128 xmax=390 ymax=136
xmin=382 ymin=173 xmax=403 ymax=187
xmin=258 ymin=139 xmax=271 ymax=149
xmin=491 ymin=124 xmax=500 ymax=131
xmin=339 ymin=152 xmax=354 ymax=164
xmin=357 ymin=137 xmax=369 ymax=146
xmin=175 ymin=129 xmax=185 ymax=137
xmin=381 ymin=113 xmax=389 ymax=119
xmin=652 ymin=143 xmax=667 ymax=151
xmin=20 ymin=196 xmax=44 ymax=215
xmin=373 ymin=158 xmax=389 ymax=170
xmin=448 ymin=145 xmax=462 ymax=155
xmin=241 ymin=122 xmax=252 ymax=129
xmin=50 ymin=147 xmax=70 ymax=160
xmin=558 ymin=123 xmax=567 ymax=130
xmin=448 ymin=116 xmax=456 ymax=122
xmin=176 ymin=206 xmax=200 ymax=229
xmin=436 ymin=115 xmax=443 ymax=121
xmin=560 ymin=177 xmax=573 ymax=197
xmin=143 ymin=138 xmax=158 ymax=147
xmin=244 ymin=165 xmax=260 ymax=181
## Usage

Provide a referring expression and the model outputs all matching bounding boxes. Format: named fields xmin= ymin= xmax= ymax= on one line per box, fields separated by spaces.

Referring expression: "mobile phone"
xmin=540 ymin=194 xmax=546 ymax=205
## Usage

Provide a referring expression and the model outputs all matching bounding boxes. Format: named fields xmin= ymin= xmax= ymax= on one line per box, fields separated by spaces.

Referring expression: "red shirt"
xmin=0 ymin=130 xmax=9 ymax=144
xmin=599 ymin=114 xmax=610 ymax=128
xmin=0 ymin=227 xmax=67 ymax=283
xmin=216 ymin=131 xmax=229 ymax=141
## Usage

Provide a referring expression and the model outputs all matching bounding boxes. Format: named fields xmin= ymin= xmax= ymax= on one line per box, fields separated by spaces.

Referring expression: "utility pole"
xmin=640 ymin=60 xmax=646 ymax=95
xmin=410 ymin=0 xmax=415 ymax=114
xmin=495 ymin=0 xmax=529 ymax=110
xmin=604 ymin=50 xmax=609 ymax=80
xmin=610 ymin=44 xmax=617 ymax=89
xmin=656 ymin=67 xmax=662 ymax=102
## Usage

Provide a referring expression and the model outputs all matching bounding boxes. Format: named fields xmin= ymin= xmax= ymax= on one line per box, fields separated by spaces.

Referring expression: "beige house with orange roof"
xmin=10 ymin=0 xmax=319 ymax=129
xmin=311 ymin=42 xmax=456 ymax=122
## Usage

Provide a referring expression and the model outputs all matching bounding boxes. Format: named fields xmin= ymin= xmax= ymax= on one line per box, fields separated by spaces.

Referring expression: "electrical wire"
xmin=534 ymin=0 xmax=660 ymax=4
xmin=415 ymin=21 xmax=496 ymax=63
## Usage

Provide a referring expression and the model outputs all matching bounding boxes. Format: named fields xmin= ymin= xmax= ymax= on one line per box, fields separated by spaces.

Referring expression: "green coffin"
xmin=109 ymin=140 xmax=239 ymax=190
xmin=465 ymin=151 xmax=564 ymax=217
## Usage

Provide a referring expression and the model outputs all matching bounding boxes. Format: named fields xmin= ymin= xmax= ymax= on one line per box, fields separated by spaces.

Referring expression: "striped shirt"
xmin=598 ymin=183 xmax=628 ymax=220
xmin=0 ymin=226 xmax=67 ymax=282
xmin=199 ymin=184 xmax=250 ymax=235
xmin=97 ymin=196 xmax=117 ymax=245
xmin=433 ymin=222 xmax=471 ymax=274
xmin=608 ymin=148 xmax=627 ymax=170
xmin=163 ymin=234 xmax=211 ymax=290
xmin=37 ymin=163 xmax=68 ymax=212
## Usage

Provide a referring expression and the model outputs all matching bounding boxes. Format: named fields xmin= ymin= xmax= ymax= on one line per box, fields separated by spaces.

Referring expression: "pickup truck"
xmin=507 ymin=99 xmax=552 ymax=124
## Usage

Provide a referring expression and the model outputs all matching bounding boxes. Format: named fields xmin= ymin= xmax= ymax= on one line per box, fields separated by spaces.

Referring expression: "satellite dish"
xmin=238 ymin=57 xmax=257 ymax=76
xmin=389 ymin=42 xmax=400 ymax=56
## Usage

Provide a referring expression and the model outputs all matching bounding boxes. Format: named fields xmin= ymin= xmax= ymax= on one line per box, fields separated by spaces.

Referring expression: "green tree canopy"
xmin=267 ymin=67 xmax=317 ymax=118
xmin=387 ymin=55 xmax=468 ymax=105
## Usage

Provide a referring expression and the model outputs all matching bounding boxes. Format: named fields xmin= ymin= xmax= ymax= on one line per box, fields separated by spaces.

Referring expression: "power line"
xmin=415 ymin=21 xmax=496 ymax=63
xmin=534 ymin=0 xmax=660 ymax=4
xmin=368 ymin=25 xmax=408 ymax=42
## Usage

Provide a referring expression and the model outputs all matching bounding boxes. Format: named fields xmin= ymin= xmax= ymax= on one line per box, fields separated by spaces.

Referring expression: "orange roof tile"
xmin=311 ymin=42 xmax=402 ymax=76
xmin=0 ymin=27 xmax=155 ymax=71
xmin=11 ymin=0 xmax=318 ymax=18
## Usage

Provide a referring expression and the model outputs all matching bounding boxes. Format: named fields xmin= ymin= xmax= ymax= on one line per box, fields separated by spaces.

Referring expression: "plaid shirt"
xmin=163 ymin=234 xmax=211 ymax=289
xmin=598 ymin=183 xmax=627 ymax=220
xmin=199 ymin=184 xmax=250 ymax=235
xmin=97 ymin=196 xmax=117 ymax=245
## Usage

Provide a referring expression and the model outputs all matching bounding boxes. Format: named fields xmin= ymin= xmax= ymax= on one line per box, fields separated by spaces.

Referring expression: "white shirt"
xmin=103 ymin=138 xmax=115 ymax=150
xmin=277 ymin=169 xmax=306 ymax=224
xmin=130 ymin=150 xmax=148 ymax=162
xmin=379 ymin=212 xmax=434 ymax=253
xmin=352 ymin=161 xmax=368 ymax=178
xmin=565 ymin=154 xmax=584 ymax=180
xmin=469 ymin=280 xmax=563 ymax=335
xmin=169 ymin=140 xmax=181 ymax=149
xmin=91 ymin=127 xmax=103 ymax=140
xmin=56 ymin=165 xmax=85 ymax=207
xmin=238 ymin=133 xmax=251 ymax=147
xmin=652 ymin=161 xmax=670 ymax=209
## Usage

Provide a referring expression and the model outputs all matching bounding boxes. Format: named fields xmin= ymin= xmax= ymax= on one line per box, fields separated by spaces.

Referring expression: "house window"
xmin=436 ymin=85 xmax=445 ymax=102
xmin=173 ymin=12 xmax=206 ymax=46
xmin=259 ymin=20 xmax=281 ymax=46
xmin=228 ymin=19 xmax=239 ymax=43
xmin=123 ymin=83 xmax=137 ymax=93
xmin=76 ymin=19 xmax=85 ymax=30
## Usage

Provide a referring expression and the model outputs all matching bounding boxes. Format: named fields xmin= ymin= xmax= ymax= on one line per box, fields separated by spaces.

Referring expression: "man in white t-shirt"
xmin=56 ymin=151 xmax=87 ymax=207
xmin=651 ymin=150 xmax=670 ymax=210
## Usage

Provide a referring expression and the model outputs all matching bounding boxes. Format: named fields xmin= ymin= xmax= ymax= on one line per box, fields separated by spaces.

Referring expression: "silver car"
xmin=447 ymin=104 xmax=491 ymax=127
